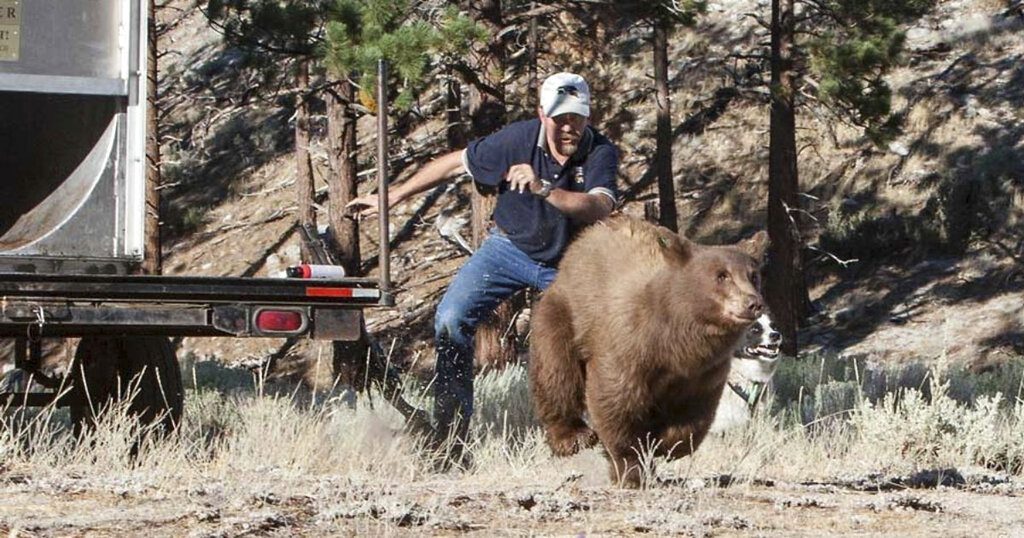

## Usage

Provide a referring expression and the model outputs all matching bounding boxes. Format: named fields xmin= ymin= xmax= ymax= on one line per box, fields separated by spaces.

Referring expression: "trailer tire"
xmin=69 ymin=336 xmax=184 ymax=438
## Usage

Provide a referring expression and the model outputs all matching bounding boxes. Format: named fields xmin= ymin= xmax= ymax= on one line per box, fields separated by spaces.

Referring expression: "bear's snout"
xmin=723 ymin=292 xmax=764 ymax=324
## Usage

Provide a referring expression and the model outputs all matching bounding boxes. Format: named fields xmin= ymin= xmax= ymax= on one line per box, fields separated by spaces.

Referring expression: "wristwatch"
xmin=535 ymin=179 xmax=554 ymax=199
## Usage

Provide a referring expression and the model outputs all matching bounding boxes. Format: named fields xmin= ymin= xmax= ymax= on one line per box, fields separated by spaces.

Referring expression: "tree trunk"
xmin=326 ymin=80 xmax=365 ymax=388
xmin=142 ymin=0 xmax=162 ymax=275
xmin=466 ymin=0 xmax=507 ymax=137
xmin=528 ymin=1 xmax=539 ymax=99
xmin=653 ymin=18 xmax=678 ymax=233
xmin=325 ymin=82 xmax=360 ymax=277
xmin=766 ymin=0 xmax=806 ymax=357
xmin=466 ymin=0 xmax=516 ymax=371
xmin=446 ymin=69 xmax=466 ymax=150
xmin=295 ymin=60 xmax=317 ymax=262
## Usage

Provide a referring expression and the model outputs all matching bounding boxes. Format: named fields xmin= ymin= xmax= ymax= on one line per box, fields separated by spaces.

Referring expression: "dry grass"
xmin=2 ymin=354 xmax=1024 ymax=533
xmin=4 ymin=354 xmax=1023 ymax=485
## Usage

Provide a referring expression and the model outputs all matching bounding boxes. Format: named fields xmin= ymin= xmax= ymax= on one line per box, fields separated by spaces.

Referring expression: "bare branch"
xmin=806 ymin=244 xmax=859 ymax=268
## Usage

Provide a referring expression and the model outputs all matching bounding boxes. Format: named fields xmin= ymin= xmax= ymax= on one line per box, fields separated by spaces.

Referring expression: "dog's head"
xmin=730 ymin=313 xmax=782 ymax=383
xmin=737 ymin=312 xmax=781 ymax=359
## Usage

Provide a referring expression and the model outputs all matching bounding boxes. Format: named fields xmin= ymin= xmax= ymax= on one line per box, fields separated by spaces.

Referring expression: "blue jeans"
xmin=433 ymin=233 xmax=558 ymax=434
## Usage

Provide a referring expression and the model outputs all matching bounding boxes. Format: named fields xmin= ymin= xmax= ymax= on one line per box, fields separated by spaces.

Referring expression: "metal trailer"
xmin=0 ymin=1 xmax=405 ymax=431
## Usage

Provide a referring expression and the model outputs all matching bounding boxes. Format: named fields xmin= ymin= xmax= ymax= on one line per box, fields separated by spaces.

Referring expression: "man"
xmin=347 ymin=72 xmax=620 ymax=459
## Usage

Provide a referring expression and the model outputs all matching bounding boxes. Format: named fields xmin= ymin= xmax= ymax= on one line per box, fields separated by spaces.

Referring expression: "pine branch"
xmin=450 ymin=62 xmax=504 ymax=102
xmin=199 ymin=3 xmax=317 ymax=58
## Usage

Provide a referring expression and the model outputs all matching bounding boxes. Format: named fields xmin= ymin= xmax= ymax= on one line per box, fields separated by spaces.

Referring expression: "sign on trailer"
xmin=0 ymin=0 xmax=19 ymax=61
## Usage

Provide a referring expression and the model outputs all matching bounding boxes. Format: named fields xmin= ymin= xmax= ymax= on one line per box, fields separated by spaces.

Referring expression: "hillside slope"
xmin=157 ymin=0 xmax=1023 ymax=382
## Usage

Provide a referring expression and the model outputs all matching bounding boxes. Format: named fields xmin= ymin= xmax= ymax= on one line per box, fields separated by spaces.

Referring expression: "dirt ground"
xmin=2 ymin=468 xmax=1023 ymax=536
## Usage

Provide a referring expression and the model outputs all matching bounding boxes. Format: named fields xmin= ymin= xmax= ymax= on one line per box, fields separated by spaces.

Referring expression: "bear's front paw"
xmin=546 ymin=424 xmax=599 ymax=456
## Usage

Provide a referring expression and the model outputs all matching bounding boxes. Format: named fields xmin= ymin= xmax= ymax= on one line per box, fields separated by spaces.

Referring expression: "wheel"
xmin=69 ymin=336 xmax=184 ymax=437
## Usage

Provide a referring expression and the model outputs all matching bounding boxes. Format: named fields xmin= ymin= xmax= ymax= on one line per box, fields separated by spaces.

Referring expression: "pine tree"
xmin=610 ymin=1 xmax=706 ymax=232
xmin=144 ymin=0 xmax=164 ymax=275
xmin=805 ymin=0 xmax=934 ymax=143
xmin=205 ymin=1 xmax=480 ymax=272
xmin=765 ymin=0 xmax=936 ymax=355
xmin=203 ymin=0 xmax=333 ymax=265
xmin=204 ymin=1 xmax=481 ymax=388
xmin=767 ymin=0 xmax=802 ymax=357
xmin=321 ymin=1 xmax=482 ymax=273
xmin=322 ymin=1 xmax=482 ymax=387
xmin=205 ymin=0 xmax=323 ymax=57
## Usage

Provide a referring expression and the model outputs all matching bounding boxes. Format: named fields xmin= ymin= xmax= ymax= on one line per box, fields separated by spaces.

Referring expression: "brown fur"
xmin=529 ymin=217 xmax=768 ymax=487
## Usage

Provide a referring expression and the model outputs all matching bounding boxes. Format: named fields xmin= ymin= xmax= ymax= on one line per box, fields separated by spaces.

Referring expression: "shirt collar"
xmin=537 ymin=121 xmax=593 ymax=163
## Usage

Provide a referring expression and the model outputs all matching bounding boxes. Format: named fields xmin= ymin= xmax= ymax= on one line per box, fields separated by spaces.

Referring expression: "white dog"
xmin=710 ymin=313 xmax=783 ymax=433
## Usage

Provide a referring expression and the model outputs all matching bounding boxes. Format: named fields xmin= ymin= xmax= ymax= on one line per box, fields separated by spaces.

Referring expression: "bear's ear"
xmin=657 ymin=228 xmax=693 ymax=263
xmin=739 ymin=230 xmax=769 ymax=262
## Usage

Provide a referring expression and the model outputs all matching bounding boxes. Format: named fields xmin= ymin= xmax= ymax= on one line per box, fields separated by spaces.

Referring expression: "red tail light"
xmin=255 ymin=310 xmax=304 ymax=333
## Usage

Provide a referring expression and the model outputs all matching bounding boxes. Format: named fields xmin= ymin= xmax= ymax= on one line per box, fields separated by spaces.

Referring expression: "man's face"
xmin=540 ymin=111 xmax=588 ymax=157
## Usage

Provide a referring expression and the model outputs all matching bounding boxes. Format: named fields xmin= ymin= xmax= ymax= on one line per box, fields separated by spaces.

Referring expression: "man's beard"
xmin=555 ymin=137 xmax=579 ymax=156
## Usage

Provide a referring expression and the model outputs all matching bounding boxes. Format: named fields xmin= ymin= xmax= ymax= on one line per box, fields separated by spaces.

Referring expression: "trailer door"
xmin=0 ymin=0 xmax=146 ymax=273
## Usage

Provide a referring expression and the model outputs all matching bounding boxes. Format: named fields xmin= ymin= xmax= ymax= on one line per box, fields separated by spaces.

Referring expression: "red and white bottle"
xmin=285 ymin=264 xmax=346 ymax=279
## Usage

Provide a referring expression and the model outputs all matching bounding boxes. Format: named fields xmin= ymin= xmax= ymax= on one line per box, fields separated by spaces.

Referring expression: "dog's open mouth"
xmin=744 ymin=344 xmax=780 ymax=359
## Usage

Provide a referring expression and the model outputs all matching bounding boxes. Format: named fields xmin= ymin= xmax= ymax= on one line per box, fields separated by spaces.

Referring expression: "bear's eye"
xmin=750 ymin=272 xmax=761 ymax=288
xmin=751 ymin=325 xmax=762 ymax=334
xmin=716 ymin=271 xmax=729 ymax=283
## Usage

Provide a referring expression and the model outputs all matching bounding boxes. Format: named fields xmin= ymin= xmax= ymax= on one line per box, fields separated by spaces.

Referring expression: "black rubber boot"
xmin=429 ymin=406 xmax=474 ymax=472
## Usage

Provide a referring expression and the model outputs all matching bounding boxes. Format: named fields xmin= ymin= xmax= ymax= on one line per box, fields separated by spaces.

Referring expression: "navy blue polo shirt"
xmin=461 ymin=118 xmax=619 ymax=264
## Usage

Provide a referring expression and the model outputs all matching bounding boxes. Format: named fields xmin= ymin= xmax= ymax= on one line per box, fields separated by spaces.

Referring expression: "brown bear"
xmin=529 ymin=217 xmax=767 ymax=487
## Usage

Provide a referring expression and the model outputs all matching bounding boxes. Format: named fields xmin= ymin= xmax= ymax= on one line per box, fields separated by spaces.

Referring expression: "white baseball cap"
xmin=540 ymin=72 xmax=591 ymax=118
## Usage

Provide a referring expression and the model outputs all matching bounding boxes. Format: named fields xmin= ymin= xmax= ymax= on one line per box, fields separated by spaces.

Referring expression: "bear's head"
xmin=658 ymin=230 xmax=769 ymax=331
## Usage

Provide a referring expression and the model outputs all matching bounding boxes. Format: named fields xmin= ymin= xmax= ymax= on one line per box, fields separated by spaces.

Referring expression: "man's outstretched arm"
xmin=347 ymin=150 xmax=465 ymax=217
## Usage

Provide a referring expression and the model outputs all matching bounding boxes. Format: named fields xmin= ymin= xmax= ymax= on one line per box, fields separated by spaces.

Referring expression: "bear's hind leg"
xmin=657 ymin=400 xmax=718 ymax=460
xmin=529 ymin=289 xmax=596 ymax=456
xmin=605 ymin=444 xmax=649 ymax=489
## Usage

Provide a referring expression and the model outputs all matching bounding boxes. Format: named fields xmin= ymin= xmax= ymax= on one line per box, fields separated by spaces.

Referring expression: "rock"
xmin=905 ymin=27 xmax=941 ymax=50
xmin=964 ymin=95 xmax=980 ymax=118
xmin=888 ymin=141 xmax=910 ymax=157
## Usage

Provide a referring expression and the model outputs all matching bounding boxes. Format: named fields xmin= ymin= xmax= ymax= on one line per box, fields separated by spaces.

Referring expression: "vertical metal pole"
xmin=376 ymin=60 xmax=392 ymax=304
xmin=13 ymin=338 xmax=26 ymax=370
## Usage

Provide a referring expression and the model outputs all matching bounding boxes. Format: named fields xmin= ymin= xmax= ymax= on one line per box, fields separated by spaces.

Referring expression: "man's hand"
xmin=505 ymin=163 xmax=543 ymax=194
xmin=346 ymin=194 xmax=381 ymax=218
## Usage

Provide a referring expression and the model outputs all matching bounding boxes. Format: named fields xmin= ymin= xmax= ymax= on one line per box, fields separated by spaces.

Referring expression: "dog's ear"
xmin=739 ymin=230 xmax=769 ymax=263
